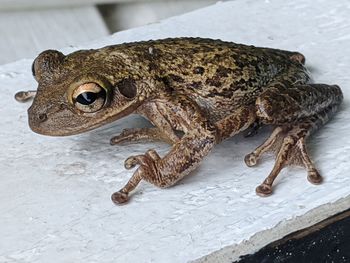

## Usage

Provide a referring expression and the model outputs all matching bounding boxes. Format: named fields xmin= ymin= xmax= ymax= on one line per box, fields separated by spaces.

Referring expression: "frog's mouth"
xmin=27 ymin=105 xmax=82 ymax=136
xmin=28 ymin=110 xmax=107 ymax=137
xmin=27 ymin=100 xmax=138 ymax=137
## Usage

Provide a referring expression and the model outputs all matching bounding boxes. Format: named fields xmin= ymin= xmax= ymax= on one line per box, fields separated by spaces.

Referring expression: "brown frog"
xmin=15 ymin=38 xmax=343 ymax=205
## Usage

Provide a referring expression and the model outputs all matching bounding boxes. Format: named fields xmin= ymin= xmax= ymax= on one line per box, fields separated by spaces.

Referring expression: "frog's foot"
xmin=246 ymin=125 xmax=322 ymax=197
xmin=111 ymin=190 xmax=129 ymax=205
xmin=14 ymin=90 xmax=37 ymax=102
xmin=110 ymin=128 xmax=178 ymax=145
xmin=122 ymin=150 xmax=171 ymax=187
xmin=111 ymin=168 xmax=143 ymax=205
xmin=244 ymin=126 xmax=284 ymax=167
xmin=123 ymin=150 xmax=160 ymax=171
xmin=111 ymin=149 xmax=167 ymax=205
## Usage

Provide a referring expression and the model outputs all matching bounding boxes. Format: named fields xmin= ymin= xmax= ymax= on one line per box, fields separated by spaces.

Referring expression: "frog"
xmin=15 ymin=37 xmax=343 ymax=205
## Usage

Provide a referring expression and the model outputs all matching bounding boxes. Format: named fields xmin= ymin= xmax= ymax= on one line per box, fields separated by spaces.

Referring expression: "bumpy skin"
xmin=20 ymin=38 xmax=343 ymax=204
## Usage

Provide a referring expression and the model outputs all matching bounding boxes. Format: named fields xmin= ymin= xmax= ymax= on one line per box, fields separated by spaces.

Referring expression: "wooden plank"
xmin=0 ymin=6 xmax=108 ymax=64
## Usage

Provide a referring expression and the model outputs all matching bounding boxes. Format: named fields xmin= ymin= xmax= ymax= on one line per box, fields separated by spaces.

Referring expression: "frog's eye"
xmin=72 ymin=83 xmax=107 ymax=113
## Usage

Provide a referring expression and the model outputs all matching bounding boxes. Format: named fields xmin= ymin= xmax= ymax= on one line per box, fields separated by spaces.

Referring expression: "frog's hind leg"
xmin=246 ymin=83 xmax=343 ymax=196
xmin=251 ymin=123 xmax=321 ymax=196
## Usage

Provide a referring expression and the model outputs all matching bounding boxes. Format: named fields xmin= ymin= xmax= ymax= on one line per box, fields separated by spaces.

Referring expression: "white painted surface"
xmin=101 ymin=0 xmax=217 ymax=32
xmin=0 ymin=6 xmax=108 ymax=64
xmin=0 ymin=0 xmax=350 ymax=262
xmin=0 ymin=0 xmax=198 ymax=11
xmin=0 ymin=0 xmax=150 ymax=11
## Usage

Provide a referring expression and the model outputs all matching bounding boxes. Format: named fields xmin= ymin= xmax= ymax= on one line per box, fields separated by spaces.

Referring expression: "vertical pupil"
xmin=76 ymin=92 xmax=97 ymax=105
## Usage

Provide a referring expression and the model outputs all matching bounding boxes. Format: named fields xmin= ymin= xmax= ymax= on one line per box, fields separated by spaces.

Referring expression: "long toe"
xmin=307 ymin=169 xmax=323 ymax=185
xmin=256 ymin=183 xmax=273 ymax=197
xmin=245 ymin=153 xmax=258 ymax=167
xmin=111 ymin=191 xmax=129 ymax=205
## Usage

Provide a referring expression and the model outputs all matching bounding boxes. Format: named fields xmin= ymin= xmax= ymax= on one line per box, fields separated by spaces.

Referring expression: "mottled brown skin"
xmin=16 ymin=38 xmax=343 ymax=204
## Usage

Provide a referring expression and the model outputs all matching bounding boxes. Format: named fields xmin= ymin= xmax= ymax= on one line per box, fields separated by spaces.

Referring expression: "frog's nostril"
xmin=38 ymin=113 xmax=47 ymax=122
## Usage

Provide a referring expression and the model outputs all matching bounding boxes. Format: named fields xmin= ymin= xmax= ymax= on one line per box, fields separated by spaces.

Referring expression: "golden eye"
xmin=72 ymin=83 xmax=107 ymax=113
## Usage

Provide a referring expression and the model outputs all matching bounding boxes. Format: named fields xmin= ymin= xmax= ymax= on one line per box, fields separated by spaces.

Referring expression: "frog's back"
xmin=127 ymin=38 xmax=308 ymax=121
xmin=95 ymin=38 xmax=308 ymax=122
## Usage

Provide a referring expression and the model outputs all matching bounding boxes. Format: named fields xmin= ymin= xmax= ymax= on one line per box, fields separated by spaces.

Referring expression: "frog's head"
xmin=28 ymin=49 xmax=149 ymax=136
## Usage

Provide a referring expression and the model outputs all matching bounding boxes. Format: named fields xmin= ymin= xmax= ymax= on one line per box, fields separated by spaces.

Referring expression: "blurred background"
xmin=0 ymin=0 xmax=218 ymax=65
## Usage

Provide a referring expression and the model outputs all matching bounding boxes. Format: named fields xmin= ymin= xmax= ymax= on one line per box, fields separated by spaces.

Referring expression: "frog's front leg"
xmin=111 ymin=96 xmax=217 ymax=205
xmin=110 ymin=127 xmax=179 ymax=145
xmin=246 ymin=83 xmax=343 ymax=196
xmin=110 ymin=102 xmax=180 ymax=145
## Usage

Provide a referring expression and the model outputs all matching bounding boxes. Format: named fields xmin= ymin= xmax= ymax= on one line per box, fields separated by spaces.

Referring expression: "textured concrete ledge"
xmin=1 ymin=0 xmax=349 ymax=262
